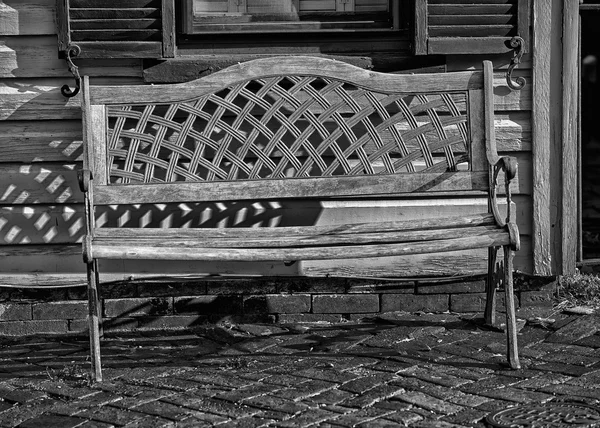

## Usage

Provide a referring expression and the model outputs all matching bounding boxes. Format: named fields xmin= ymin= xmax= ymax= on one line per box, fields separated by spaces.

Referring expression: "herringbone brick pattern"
xmin=0 ymin=311 xmax=599 ymax=427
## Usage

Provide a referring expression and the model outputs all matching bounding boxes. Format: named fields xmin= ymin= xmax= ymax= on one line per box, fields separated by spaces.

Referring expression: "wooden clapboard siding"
xmin=0 ymin=78 xmax=142 ymax=121
xmin=0 ymin=163 xmax=83 ymax=205
xmin=446 ymin=56 xmax=531 ymax=110
xmin=491 ymin=70 xmax=531 ymax=111
xmin=0 ymin=80 xmax=81 ymax=120
xmin=495 ymin=112 xmax=531 ymax=151
xmin=0 ymin=206 xmax=83 ymax=245
xmin=446 ymin=52 xmax=532 ymax=70
xmin=0 ymin=244 xmax=80 ymax=258
xmin=0 ymin=0 xmax=56 ymax=36
xmin=0 ymin=36 xmax=143 ymax=78
xmin=0 ymin=36 xmax=70 ymax=78
xmin=0 ymin=120 xmax=83 ymax=162
xmin=446 ymin=58 xmax=532 ymax=151
xmin=0 ymin=249 xmax=83 ymax=276
xmin=0 ymin=250 xmax=299 ymax=276
xmin=0 ymin=4 xmax=142 ymax=284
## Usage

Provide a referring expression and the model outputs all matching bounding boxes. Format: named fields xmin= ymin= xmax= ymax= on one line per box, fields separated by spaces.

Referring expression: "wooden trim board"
xmin=531 ymin=0 xmax=552 ymax=275
xmin=561 ymin=0 xmax=578 ymax=274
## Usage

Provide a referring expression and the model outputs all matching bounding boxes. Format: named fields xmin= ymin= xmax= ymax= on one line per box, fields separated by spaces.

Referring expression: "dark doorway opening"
xmin=580 ymin=6 xmax=600 ymax=261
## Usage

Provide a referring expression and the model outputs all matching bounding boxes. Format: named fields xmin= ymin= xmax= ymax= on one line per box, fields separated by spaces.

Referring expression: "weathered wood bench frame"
xmin=79 ymin=57 xmax=520 ymax=381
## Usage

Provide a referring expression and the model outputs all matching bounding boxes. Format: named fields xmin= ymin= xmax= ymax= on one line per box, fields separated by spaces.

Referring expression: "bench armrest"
xmin=495 ymin=156 xmax=518 ymax=183
xmin=77 ymin=169 xmax=96 ymax=257
xmin=490 ymin=156 xmax=520 ymax=251
xmin=77 ymin=169 xmax=93 ymax=193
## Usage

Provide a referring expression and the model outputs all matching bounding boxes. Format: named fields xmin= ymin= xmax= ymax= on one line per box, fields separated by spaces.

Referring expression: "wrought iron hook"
xmin=506 ymin=36 xmax=526 ymax=91
xmin=61 ymin=44 xmax=82 ymax=98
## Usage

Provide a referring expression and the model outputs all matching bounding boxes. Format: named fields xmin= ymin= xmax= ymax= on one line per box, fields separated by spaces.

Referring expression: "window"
xmin=181 ymin=0 xmax=400 ymax=34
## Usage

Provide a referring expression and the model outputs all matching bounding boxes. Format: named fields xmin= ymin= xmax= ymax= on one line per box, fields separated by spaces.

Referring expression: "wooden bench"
xmin=79 ymin=56 xmax=521 ymax=381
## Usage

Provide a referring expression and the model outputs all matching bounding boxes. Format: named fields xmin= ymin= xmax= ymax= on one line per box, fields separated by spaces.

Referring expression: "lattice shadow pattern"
xmin=107 ymin=76 xmax=471 ymax=184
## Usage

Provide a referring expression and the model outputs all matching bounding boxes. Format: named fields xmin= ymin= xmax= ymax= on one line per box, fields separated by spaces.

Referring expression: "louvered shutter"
xmin=56 ymin=0 xmax=175 ymax=59
xmin=414 ymin=0 xmax=530 ymax=55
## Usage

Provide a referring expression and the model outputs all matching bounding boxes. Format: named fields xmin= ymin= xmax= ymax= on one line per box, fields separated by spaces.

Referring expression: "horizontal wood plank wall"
xmin=0 ymin=0 xmax=56 ymax=36
xmin=0 ymin=3 xmax=535 ymax=285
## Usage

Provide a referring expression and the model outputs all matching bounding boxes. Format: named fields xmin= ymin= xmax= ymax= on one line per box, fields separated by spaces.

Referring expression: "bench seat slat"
xmin=93 ymin=213 xmax=497 ymax=240
xmin=90 ymin=231 xmax=511 ymax=261
xmin=93 ymin=172 xmax=489 ymax=205
xmin=92 ymin=224 xmax=503 ymax=249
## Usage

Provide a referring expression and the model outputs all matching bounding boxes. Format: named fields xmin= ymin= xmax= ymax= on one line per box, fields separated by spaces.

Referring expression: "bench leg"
xmin=94 ymin=260 xmax=104 ymax=339
xmin=503 ymin=247 xmax=521 ymax=370
xmin=87 ymin=260 xmax=103 ymax=382
xmin=484 ymin=247 xmax=499 ymax=326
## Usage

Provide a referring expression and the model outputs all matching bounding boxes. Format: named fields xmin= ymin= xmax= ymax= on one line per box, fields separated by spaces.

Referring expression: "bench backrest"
xmin=82 ymin=56 xmax=496 ymax=206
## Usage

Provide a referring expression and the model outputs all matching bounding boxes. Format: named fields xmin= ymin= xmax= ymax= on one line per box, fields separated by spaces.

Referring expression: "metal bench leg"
xmin=503 ymin=246 xmax=520 ymax=369
xmin=87 ymin=260 xmax=103 ymax=382
xmin=94 ymin=260 xmax=104 ymax=340
xmin=484 ymin=247 xmax=499 ymax=326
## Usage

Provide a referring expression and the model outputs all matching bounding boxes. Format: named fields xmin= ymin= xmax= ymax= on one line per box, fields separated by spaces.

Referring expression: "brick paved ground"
xmin=0 ymin=309 xmax=599 ymax=427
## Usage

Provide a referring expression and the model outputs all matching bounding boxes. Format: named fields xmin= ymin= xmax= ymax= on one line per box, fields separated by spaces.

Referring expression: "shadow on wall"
xmin=96 ymin=201 xmax=322 ymax=229
xmin=0 ymin=200 xmax=324 ymax=245
xmin=1 ymin=79 xmax=76 ymax=121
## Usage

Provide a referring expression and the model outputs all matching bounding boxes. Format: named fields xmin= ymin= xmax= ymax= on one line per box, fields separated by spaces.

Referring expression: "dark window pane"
xmin=183 ymin=0 xmax=398 ymax=34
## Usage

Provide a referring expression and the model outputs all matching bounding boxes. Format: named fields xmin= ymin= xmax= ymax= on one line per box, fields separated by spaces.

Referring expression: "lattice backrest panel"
xmin=106 ymin=75 xmax=471 ymax=184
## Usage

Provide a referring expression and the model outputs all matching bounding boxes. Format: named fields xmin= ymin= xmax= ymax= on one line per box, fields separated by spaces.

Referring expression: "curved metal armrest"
xmin=77 ymin=169 xmax=96 ymax=240
xmin=496 ymin=156 xmax=518 ymax=182
xmin=489 ymin=156 xmax=518 ymax=226
xmin=77 ymin=169 xmax=93 ymax=193
xmin=490 ymin=156 xmax=520 ymax=251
